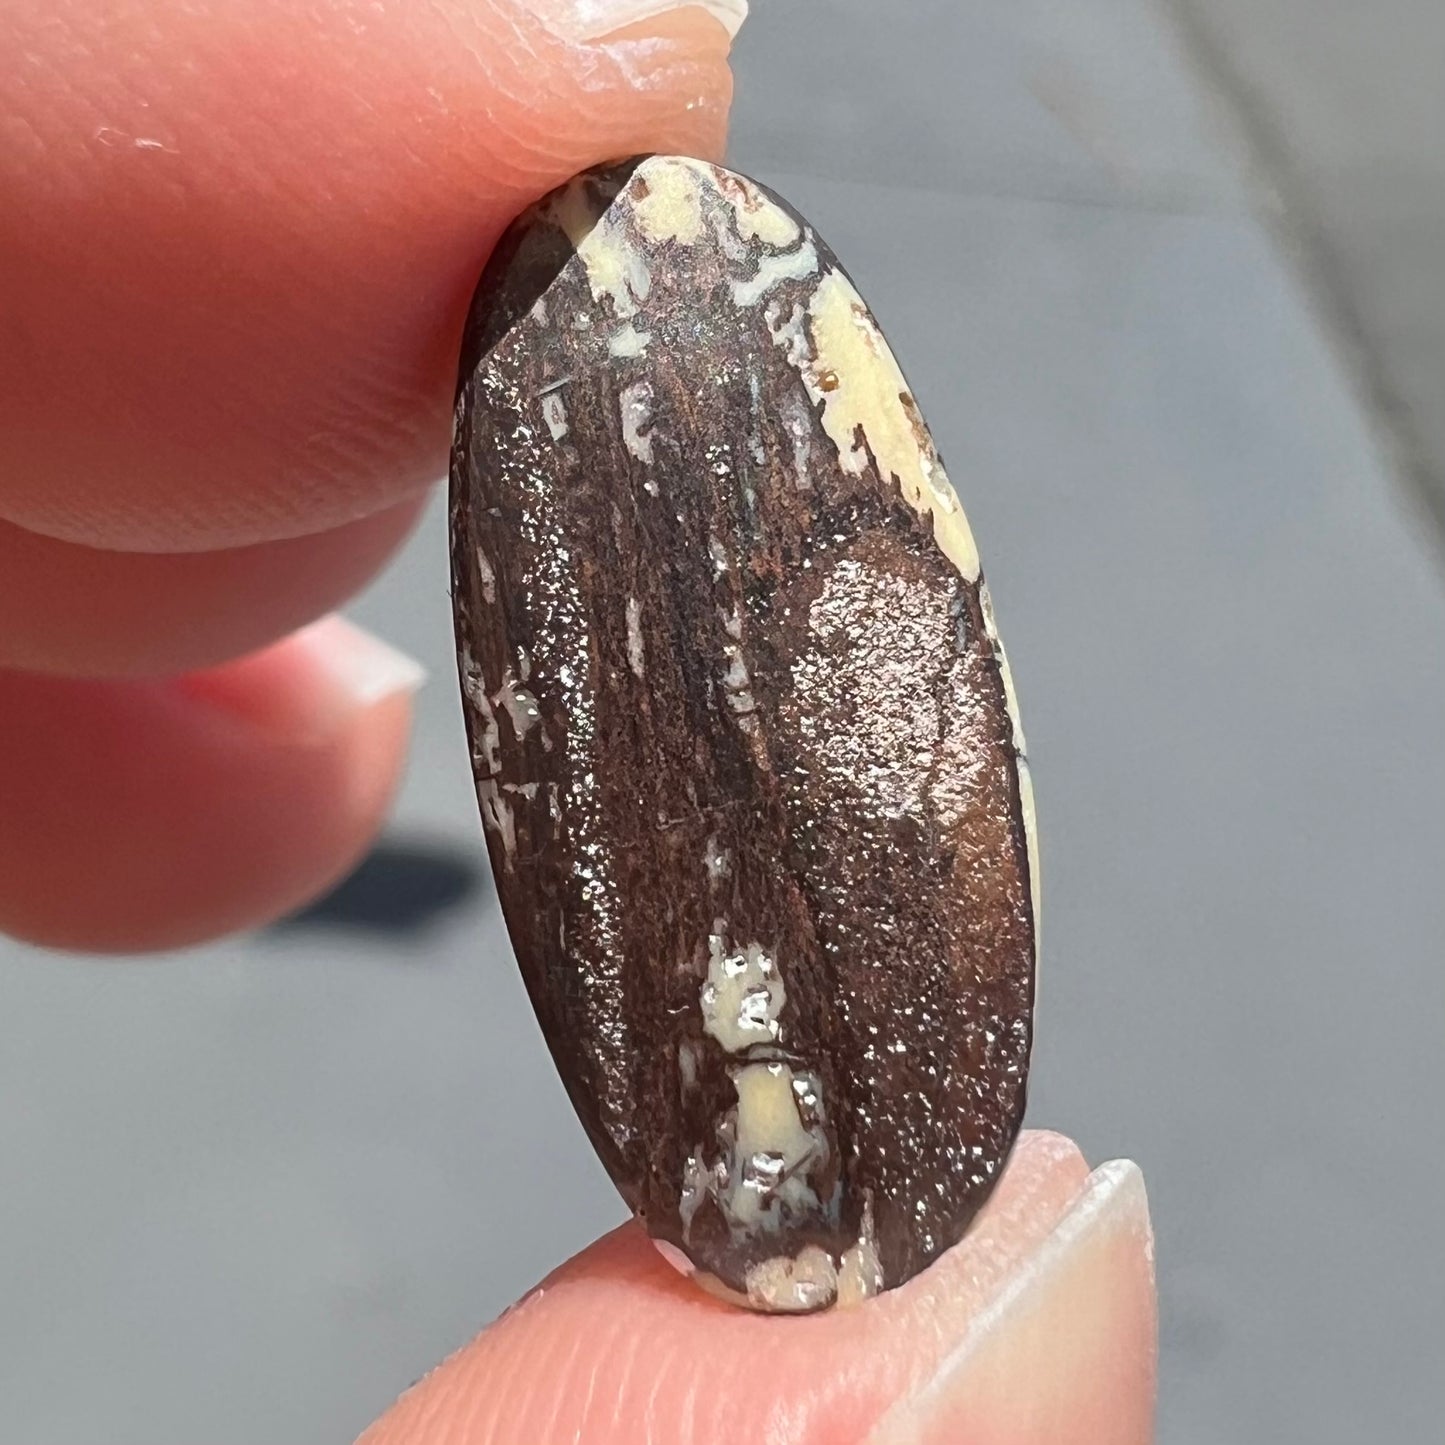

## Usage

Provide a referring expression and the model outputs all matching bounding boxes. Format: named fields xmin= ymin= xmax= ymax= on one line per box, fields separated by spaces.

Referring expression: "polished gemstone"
xmin=451 ymin=156 xmax=1036 ymax=1311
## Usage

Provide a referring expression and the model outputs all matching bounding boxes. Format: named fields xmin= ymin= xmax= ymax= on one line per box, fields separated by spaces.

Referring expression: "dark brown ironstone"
xmin=450 ymin=156 xmax=1036 ymax=1312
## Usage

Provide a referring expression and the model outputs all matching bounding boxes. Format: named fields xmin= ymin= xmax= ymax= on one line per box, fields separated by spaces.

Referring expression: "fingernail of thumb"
xmin=520 ymin=0 xmax=749 ymax=43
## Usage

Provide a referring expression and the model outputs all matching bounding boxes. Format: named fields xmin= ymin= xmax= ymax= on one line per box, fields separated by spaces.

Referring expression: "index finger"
xmin=0 ymin=0 xmax=737 ymax=553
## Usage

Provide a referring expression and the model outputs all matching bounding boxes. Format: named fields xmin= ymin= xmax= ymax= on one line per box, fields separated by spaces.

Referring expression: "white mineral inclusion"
xmin=547 ymin=180 xmax=651 ymax=322
xmin=608 ymin=322 xmax=651 ymax=358
xmin=493 ymin=667 xmax=542 ymax=740
xmin=730 ymin=237 xmax=819 ymax=307
xmin=619 ymin=380 xmax=654 ymax=462
xmin=625 ymin=595 xmax=646 ymax=677
xmin=724 ymin=1060 xmax=825 ymax=1230
xmin=744 ymin=1246 xmax=838 ymax=1313
xmin=630 ymin=159 xmax=707 ymax=246
xmin=701 ymin=934 xmax=785 ymax=1051
xmin=541 ymin=389 xmax=569 ymax=441
xmin=704 ymin=833 xmax=731 ymax=881
xmin=616 ymin=159 xmax=982 ymax=584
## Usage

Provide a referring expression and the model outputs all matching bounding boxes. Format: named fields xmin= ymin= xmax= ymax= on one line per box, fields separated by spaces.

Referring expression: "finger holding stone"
xmin=0 ymin=617 xmax=421 ymax=952
xmin=358 ymin=1132 xmax=1157 ymax=1445
xmin=0 ymin=496 xmax=426 ymax=679
xmin=0 ymin=0 xmax=739 ymax=553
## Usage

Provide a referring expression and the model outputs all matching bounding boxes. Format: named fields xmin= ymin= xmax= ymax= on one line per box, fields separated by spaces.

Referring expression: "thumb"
xmin=359 ymin=1133 xmax=1157 ymax=1445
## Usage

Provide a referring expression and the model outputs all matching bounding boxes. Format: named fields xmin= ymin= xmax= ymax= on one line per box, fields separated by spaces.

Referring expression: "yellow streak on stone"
xmin=1017 ymin=755 xmax=1041 ymax=953
xmin=731 ymin=178 xmax=802 ymax=247
xmin=733 ymin=1061 xmax=814 ymax=1167
xmin=631 ymin=157 xmax=705 ymax=245
xmin=547 ymin=179 xmax=646 ymax=321
xmin=741 ymin=202 xmax=801 ymax=248
xmin=632 ymin=155 xmax=801 ymax=250
xmin=979 ymin=582 xmax=1027 ymax=756
xmin=806 ymin=269 xmax=981 ymax=583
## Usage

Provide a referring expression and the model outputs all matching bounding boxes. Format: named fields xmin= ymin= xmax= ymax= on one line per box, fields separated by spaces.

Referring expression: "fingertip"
xmin=0 ymin=0 xmax=737 ymax=552
xmin=358 ymin=1133 xmax=1156 ymax=1445
xmin=0 ymin=619 xmax=421 ymax=952
xmin=869 ymin=1158 xmax=1157 ymax=1444
xmin=0 ymin=494 xmax=428 ymax=678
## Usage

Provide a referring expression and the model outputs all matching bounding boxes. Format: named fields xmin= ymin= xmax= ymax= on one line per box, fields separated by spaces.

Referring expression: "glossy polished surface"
xmin=451 ymin=157 xmax=1034 ymax=1308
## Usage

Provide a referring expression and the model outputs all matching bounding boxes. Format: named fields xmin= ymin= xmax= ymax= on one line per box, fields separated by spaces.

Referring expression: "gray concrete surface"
xmin=3 ymin=3 xmax=1443 ymax=1441
xmin=1170 ymin=0 xmax=1445 ymax=554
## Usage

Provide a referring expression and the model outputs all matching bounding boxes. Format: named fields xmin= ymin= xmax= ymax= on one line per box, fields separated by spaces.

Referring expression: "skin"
xmin=0 ymin=3 xmax=1157 ymax=1438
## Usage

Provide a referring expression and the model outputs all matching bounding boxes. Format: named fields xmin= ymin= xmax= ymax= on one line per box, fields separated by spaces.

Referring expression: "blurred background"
xmin=3 ymin=2 xmax=1443 ymax=1440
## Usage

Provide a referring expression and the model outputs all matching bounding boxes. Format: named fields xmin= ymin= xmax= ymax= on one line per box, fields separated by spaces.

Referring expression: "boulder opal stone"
xmin=450 ymin=156 xmax=1037 ymax=1312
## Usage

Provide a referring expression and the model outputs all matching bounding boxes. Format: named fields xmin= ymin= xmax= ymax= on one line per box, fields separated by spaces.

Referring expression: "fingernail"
xmin=297 ymin=616 xmax=428 ymax=709
xmin=520 ymin=0 xmax=749 ymax=43
xmin=868 ymin=1161 xmax=1158 ymax=1445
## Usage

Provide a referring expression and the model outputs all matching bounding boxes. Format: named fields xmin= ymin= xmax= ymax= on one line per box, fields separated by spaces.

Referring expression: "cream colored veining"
xmin=493 ymin=667 xmax=542 ymax=740
xmin=631 ymin=158 xmax=705 ymax=245
xmin=632 ymin=155 xmax=799 ymax=254
xmin=548 ymin=179 xmax=651 ymax=321
xmin=475 ymin=780 xmax=516 ymax=864
xmin=744 ymin=1246 xmax=837 ymax=1313
xmin=723 ymin=1060 xmax=827 ymax=1231
xmin=710 ymin=204 xmax=750 ymax=263
xmin=733 ymin=184 xmax=801 ymax=248
xmin=459 ymin=644 xmax=501 ymax=774
xmin=619 ymin=380 xmax=654 ymax=463
xmin=473 ymin=550 xmax=496 ymax=605
xmin=978 ymin=581 xmax=1026 ymax=755
xmin=625 ymin=596 xmax=646 ymax=677
xmin=801 ymin=269 xmax=981 ymax=584
xmin=766 ymin=298 xmax=810 ymax=370
xmin=541 ymin=390 xmax=568 ymax=442
xmin=1017 ymin=755 xmax=1041 ymax=952
xmin=701 ymin=932 xmax=785 ymax=1052
xmin=711 ymin=160 xmax=800 ymax=247
xmin=731 ymin=236 xmax=819 ymax=307
xmin=609 ymin=322 xmax=651 ymax=358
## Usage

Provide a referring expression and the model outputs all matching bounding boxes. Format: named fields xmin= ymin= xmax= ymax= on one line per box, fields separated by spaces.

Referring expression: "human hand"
xmin=0 ymin=5 xmax=1157 ymax=1439
xmin=0 ymin=0 xmax=733 ymax=951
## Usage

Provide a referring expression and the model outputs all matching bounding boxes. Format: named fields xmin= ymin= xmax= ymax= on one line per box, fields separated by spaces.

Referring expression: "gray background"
xmin=3 ymin=2 xmax=1443 ymax=1441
